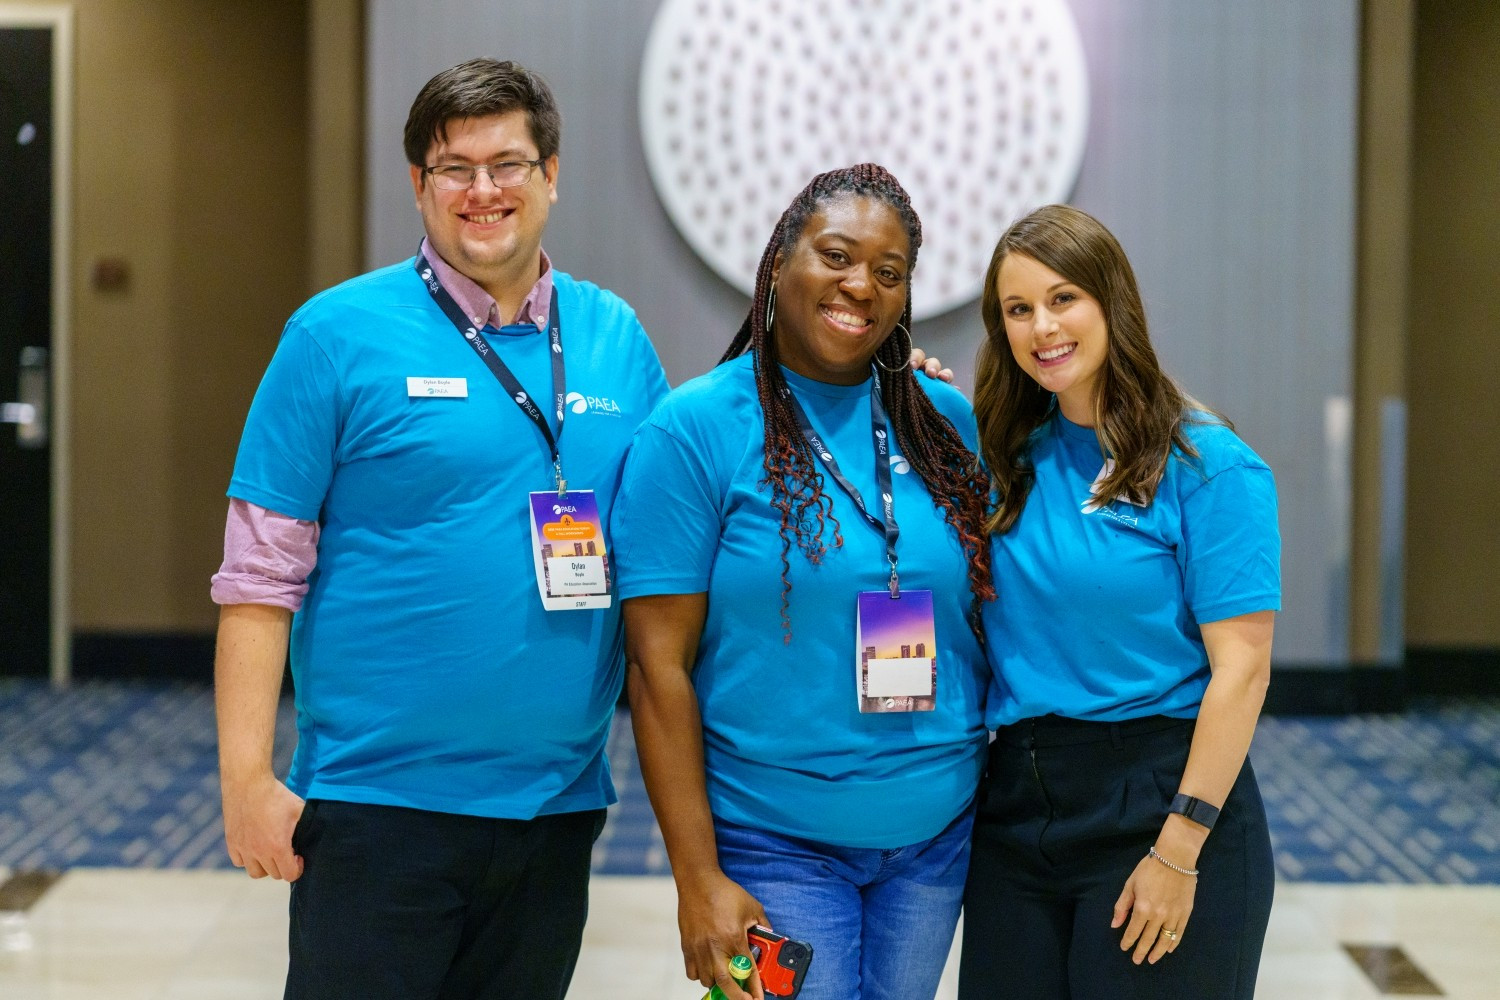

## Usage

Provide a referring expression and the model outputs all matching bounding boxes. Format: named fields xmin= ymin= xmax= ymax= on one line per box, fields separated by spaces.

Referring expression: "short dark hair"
xmin=402 ymin=58 xmax=561 ymax=169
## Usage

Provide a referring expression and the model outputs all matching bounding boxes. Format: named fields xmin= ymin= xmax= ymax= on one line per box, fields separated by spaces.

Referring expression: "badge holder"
xmin=528 ymin=490 xmax=612 ymax=610
xmin=855 ymin=589 xmax=937 ymax=713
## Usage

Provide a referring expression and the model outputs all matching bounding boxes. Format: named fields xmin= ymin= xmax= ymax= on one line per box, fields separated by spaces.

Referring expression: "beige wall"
xmin=1351 ymin=0 xmax=1413 ymax=664
xmin=307 ymin=0 xmax=363 ymax=294
xmin=1406 ymin=1 xmax=1500 ymax=646
xmin=69 ymin=0 xmax=309 ymax=631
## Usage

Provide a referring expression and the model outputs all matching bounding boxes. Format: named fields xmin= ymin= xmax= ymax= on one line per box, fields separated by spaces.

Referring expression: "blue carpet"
xmin=3 ymin=680 xmax=1497 ymax=882
xmin=0 ymin=680 xmax=295 ymax=869
xmin=1254 ymin=707 xmax=1500 ymax=883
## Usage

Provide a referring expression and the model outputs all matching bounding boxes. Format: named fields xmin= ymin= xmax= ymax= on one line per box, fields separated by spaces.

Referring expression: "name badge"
xmin=855 ymin=589 xmax=938 ymax=713
xmin=407 ymin=376 xmax=468 ymax=398
xmin=528 ymin=490 xmax=612 ymax=611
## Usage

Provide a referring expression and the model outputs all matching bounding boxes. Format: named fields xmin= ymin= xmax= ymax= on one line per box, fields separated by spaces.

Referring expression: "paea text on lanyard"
xmin=778 ymin=367 xmax=904 ymax=596
xmin=415 ymin=252 xmax=570 ymax=495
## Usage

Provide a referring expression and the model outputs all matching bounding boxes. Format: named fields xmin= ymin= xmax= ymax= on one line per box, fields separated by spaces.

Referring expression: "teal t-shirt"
xmin=983 ymin=410 xmax=1281 ymax=727
xmin=611 ymin=354 xmax=989 ymax=848
xmin=228 ymin=260 xmax=669 ymax=818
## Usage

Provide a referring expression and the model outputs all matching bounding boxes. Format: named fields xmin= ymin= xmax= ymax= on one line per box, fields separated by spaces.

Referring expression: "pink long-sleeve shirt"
xmin=209 ymin=241 xmax=555 ymax=610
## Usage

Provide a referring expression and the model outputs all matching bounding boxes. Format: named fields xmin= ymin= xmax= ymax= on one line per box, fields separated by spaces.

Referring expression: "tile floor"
xmin=2 ymin=869 xmax=1498 ymax=998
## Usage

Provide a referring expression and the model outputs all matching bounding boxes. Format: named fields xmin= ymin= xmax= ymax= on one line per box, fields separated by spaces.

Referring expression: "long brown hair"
xmin=721 ymin=164 xmax=994 ymax=637
xmin=974 ymin=204 xmax=1221 ymax=533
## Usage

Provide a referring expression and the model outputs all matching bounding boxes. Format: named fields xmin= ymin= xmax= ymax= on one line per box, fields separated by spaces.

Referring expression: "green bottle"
xmin=702 ymin=954 xmax=754 ymax=1000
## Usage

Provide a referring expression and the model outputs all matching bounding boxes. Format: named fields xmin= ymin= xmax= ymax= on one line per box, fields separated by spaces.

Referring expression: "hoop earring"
xmin=874 ymin=322 xmax=913 ymax=373
xmin=764 ymin=284 xmax=777 ymax=335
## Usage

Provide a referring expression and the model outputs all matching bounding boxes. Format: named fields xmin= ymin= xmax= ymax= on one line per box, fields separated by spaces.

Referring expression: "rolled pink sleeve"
xmin=209 ymin=498 xmax=320 ymax=611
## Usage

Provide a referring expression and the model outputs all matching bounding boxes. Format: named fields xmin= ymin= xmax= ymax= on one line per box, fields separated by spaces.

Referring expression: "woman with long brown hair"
xmin=961 ymin=204 xmax=1279 ymax=999
xmin=611 ymin=164 xmax=994 ymax=1000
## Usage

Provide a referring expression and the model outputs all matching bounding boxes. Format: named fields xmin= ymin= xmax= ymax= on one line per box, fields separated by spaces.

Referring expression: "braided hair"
xmin=720 ymin=163 xmax=995 ymax=639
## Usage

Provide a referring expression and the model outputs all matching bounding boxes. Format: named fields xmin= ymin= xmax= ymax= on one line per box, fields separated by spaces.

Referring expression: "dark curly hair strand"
xmin=720 ymin=163 xmax=995 ymax=640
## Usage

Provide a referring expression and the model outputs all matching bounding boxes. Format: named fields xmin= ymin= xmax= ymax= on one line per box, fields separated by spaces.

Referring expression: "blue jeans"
xmin=713 ymin=808 xmax=973 ymax=1000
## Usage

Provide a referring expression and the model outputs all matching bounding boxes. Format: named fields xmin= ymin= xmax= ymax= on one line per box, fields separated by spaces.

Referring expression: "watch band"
xmin=1169 ymin=793 xmax=1220 ymax=831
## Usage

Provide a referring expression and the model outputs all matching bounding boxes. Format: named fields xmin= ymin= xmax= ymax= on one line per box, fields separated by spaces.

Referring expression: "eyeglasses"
xmin=423 ymin=158 xmax=546 ymax=191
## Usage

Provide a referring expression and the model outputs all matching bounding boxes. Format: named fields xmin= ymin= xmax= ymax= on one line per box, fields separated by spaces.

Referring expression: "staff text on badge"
xmin=407 ymin=376 xmax=469 ymax=398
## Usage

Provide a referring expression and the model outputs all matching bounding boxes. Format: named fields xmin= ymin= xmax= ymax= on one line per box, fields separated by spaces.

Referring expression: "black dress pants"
xmin=284 ymin=799 xmax=606 ymax=1000
xmin=959 ymin=715 xmax=1273 ymax=999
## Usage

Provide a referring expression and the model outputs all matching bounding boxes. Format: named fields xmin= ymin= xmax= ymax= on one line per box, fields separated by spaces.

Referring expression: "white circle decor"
xmin=639 ymin=0 xmax=1090 ymax=320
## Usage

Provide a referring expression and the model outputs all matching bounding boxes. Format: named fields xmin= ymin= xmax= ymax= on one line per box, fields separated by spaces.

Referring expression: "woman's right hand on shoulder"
xmin=677 ymin=869 xmax=767 ymax=1000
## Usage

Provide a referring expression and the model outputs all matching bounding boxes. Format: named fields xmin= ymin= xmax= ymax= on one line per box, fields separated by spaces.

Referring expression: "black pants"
xmin=284 ymin=799 xmax=606 ymax=1000
xmin=959 ymin=716 xmax=1273 ymax=999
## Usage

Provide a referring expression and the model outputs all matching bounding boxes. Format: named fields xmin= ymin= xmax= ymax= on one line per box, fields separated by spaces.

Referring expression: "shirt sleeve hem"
xmin=1191 ymin=592 xmax=1281 ymax=624
xmin=226 ymin=483 xmax=323 ymax=522
xmin=616 ymin=578 xmax=711 ymax=600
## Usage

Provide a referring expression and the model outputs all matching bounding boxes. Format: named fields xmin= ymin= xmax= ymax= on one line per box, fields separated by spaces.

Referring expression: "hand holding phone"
xmin=747 ymin=924 xmax=812 ymax=998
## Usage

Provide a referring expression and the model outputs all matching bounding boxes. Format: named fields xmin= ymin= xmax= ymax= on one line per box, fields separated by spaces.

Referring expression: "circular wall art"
xmin=639 ymin=0 xmax=1090 ymax=320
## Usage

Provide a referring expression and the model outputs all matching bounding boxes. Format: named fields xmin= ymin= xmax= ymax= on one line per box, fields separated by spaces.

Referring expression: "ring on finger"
xmin=1161 ymin=928 xmax=1179 ymax=941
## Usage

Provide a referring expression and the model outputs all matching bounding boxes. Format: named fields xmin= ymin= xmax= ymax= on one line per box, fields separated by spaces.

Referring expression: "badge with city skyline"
xmin=856 ymin=589 xmax=938 ymax=714
xmin=527 ymin=491 xmax=612 ymax=611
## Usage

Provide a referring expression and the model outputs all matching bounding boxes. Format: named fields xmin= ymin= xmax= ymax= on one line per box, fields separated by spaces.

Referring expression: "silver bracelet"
xmin=1148 ymin=845 xmax=1199 ymax=877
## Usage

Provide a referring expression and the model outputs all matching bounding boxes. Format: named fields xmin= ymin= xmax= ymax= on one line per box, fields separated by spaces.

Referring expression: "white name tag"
xmin=546 ymin=555 xmax=606 ymax=594
xmin=864 ymin=657 xmax=935 ymax=697
xmin=407 ymin=376 xmax=468 ymax=398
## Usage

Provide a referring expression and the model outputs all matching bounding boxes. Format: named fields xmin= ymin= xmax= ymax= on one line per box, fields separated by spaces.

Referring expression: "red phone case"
xmin=747 ymin=924 xmax=813 ymax=998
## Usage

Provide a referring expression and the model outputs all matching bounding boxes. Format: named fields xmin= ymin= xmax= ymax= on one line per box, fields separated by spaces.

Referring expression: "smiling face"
xmin=995 ymin=251 xmax=1109 ymax=425
xmin=409 ymin=109 xmax=558 ymax=303
xmin=770 ymin=194 xmax=911 ymax=385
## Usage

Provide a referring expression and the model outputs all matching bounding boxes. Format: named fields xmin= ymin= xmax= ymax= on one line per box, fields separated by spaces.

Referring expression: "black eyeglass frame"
xmin=421 ymin=157 xmax=548 ymax=190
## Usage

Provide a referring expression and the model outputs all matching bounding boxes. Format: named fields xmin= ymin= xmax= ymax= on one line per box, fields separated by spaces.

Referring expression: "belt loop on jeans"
xmin=1109 ymin=723 xmax=1125 ymax=750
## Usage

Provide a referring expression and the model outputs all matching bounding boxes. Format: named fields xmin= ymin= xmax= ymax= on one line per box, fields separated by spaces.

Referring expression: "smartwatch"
xmin=1169 ymin=793 xmax=1220 ymax=831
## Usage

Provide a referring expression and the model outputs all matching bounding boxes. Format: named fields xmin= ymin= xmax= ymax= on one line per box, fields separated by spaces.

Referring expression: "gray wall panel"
xmin=367 ymin=0 xmax=1358 ymax=665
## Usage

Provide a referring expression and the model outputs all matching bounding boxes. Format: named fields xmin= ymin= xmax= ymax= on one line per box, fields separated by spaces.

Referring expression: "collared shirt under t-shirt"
xmin=225 ymin=255 xmax=668 ymax=820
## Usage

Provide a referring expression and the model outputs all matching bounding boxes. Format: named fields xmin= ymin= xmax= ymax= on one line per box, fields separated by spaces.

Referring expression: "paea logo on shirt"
xmin=564 ymin=390 xmax=623 ymax=417
xmin=1083 ymin=458 xmax=1143 ymax=526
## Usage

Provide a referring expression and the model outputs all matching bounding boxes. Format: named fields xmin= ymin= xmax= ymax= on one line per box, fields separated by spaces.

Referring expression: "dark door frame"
xmin=3 ymin=5 xmax=72 ymax=687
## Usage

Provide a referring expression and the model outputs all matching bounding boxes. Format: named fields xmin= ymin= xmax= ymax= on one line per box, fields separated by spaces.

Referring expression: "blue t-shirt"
xmin=611 ymin=354 xmax=990 ymax=848
xmin=984 ymin=410 xmax=1281 ymax=727
xmin=228 ymin=260 xmax=669 ymax=818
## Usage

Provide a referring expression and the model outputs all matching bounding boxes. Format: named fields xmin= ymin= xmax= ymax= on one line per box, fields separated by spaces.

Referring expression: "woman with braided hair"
xmin=611 ymin=164 xmax=994 ymax=1000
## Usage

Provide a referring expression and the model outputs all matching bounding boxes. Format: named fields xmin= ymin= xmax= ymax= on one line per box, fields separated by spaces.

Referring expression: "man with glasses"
xmin=211 ymin=58 xmax=668 ymax=1000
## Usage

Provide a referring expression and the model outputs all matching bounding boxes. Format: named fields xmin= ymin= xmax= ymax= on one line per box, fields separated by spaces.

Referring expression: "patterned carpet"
xmin=2 ymin=679 xmax=1497 ymax=882
xmin=1253 ymin=706 xmax=1500 ymax=883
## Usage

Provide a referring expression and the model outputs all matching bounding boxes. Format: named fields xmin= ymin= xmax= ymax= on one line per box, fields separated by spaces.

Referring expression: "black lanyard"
xmin=778 ymin=367 xmax=903 ymax=596
xmin=415 ymin=252 xmax=569 ymax=495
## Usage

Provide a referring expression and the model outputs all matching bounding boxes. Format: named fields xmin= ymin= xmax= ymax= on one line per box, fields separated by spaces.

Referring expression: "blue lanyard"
xmin=415 ymin=252 xmax=569 ymax=494
xmin=778 ymin=367 xmax=903 ymax=596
